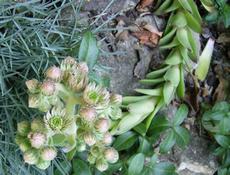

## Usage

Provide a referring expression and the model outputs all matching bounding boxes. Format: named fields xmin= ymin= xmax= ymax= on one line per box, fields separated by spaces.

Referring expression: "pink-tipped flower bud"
xmin=110 ymin=94 xmax=122 ymax=105
xmin=96 ymin=159 xmax=109 ymax=172
xmin=41 ymin=81 xmax=55 ymax=96
xmin=45 ymin=66 xmax=62 ymax=81
xmin=102 ymin=132 xmax=113 ymax=145
xmin=78 ymin=62 xmax=89 ymax=74
xmin=41 ymin=147 xmax=57 ymax=161
xmin=17 ymin=121 xmax=30 ymax=136
xmin=95 ymin=118 xmax=110 ymax=133
xmin=80 ymin=107 xmax=97 ymax=122
xmin=84 ymin=133 xmax=96 ymax=146
xmin=104 ymin=147 xmax=119 ymax=163
xmin=23 ymin=149 xmax=39 ymax=165
xmin=28 ymin=132 xmax=46 ymax=149
xmin=31 ymin=118 xmax=45 ymax=132
xmin=36 ymin=160 xmax=51 ymax=170
xmin=25 ymin=79 xmax=39 ymax=93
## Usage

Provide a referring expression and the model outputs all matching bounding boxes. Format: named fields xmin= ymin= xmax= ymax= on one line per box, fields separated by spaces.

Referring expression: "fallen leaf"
xmin=136 ymin=0 xmax=155 ymax=12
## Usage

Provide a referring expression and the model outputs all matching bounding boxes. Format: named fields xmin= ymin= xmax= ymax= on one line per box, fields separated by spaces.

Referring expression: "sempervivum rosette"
xmin=16 ymin=56 xmax=122 ymax=171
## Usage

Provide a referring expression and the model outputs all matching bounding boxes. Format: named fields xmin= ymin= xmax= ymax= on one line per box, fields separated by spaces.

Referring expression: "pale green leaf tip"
xmin=195 ymin=38 xmax=215 ymax=81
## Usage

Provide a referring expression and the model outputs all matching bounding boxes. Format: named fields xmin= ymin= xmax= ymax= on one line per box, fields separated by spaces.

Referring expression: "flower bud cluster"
xmin=15 ymin=119 xmax=57 ymax=169
xmin=17 ymin=57 xmax=123 ymax=171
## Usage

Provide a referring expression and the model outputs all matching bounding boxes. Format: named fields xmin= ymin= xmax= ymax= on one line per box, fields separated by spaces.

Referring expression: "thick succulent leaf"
xmin=164 ymin=66 xmax=180 ymax=87
xmin=176 ymin=64 xmax=185 ymax=98
xmin=135 ymin=88 xmax=162 ymax=96
xmin=171 ymin=11 xmax=187 ymax=28
xmin=122 ymin=96 xmax=150 ymax=105
xmin=184 ymin=11 xmax=202 ymax=33
xmin=155 ymin=0 xmax=173 ymax=14
xmin=160 ymin=28 xmax=177 ymax=46
xmin=140 ymin=78 xmax=165 ymax=86
xmin=163 ymin=82 xmax=175 ymax=104
xmin=146 ymin=66 xmax=171 ymax=79
xmin=165 ymin=50 xmax=182 ymax=65
xmin=178 ymin=0 xmax=192 ymax=12
xmin=160 ymin=38 xmax=179 ymax=50
xmin=128 ymin=98 xmax=157 ymax=114
xmin=173 ymin=104 xmax=188 ymax=126
xmin=176 ymin=28 xmax=191 ymax=49
xmin=164 ymin=0 xmax=180 ymax=13
xmin=187 ymin=0 xmax=202 ymax=23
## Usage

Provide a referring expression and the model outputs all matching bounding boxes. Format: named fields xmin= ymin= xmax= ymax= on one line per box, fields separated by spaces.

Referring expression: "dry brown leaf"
xmin=132 ymin=29 xmax=161 ymax=47
xmin=136 ymin=0 xmax=155 ymax=12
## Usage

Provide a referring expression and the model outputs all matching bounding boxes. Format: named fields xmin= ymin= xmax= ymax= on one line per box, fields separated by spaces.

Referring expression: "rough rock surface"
xmin=81 ymin=0 xmax=220 ymax=174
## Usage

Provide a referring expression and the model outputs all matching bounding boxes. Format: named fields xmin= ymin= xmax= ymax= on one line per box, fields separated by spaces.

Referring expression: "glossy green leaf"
xmin=150 ymin=162 xmax=178 ymax=175
xmin=178 ymin=0 xmax=192 ymax=12
xmin=140 ymin=78 xmax=165 ymax=86
xmin=160 ymin=38 xmax=179 ymax=50
xmin=176 ymin=28 xmax=191 ymax=49
xmin=123 ymin=96 xmax=150 ymax=105
xmin=164 ymin=0 xmax=180 ymax=13
xmin=174 ymin=126 xmax=190 ymax=148
xmin=177 ymin=64 xmax=185 ymax=98
xmin=146 ymin=66 xmax=171 ymax=79
xmin=165 ymin=50 xmax=182 ymax=65
xmin=160 ymin=130 xmax=176 ymax=153
xmin=173 ymin=104 xmax=188 ymax=126
xmin=160 ymin=28 xmax=177 ymax=46
xmin=113 ymin=131 xmax=138 ymax=151
xmin=135 ymin=88 xmax=162 ymax=96
xmin=73 ymin=159 xmax=92 ymax=175
xmin=149 ymin=115 xmax=170 ymax=134
xmin=138 ymin=137 xmax=151 ymax=154
xmin=128 ymin=153 xmax=145 ymax=175
xmin=171 ymin=11 xmax=187 ymax=28
xmin=184 ymin=11 xmax=202 ymax=33
xmin=187 ymin=0 xmax=202 ymax=23
xmin=164 ymin=66 xmax=180 ymax=87
xmin=78 ymin=31 xmax=99 ymax=70
xmin=214 ymin=135 xmax=230 ymax=148
xmin=49 ymin=134 xmax=66 ymax=146
xmin=163 ymin=82 xmax=175 ymax=105
xmin=155 ymin=0 xmax=172 ymax=14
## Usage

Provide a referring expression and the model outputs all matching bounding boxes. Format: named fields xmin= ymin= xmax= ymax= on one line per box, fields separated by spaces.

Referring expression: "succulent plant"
xmin=16 ymin=57 xmax=122 ymax=171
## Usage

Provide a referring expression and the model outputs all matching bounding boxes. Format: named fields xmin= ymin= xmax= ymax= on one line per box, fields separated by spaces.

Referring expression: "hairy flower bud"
xmin=60 ymin=56 xmax=77 ymax=80
xmin=25 ymin=79 xmax=39 ymax=93
xmin=95 ymin=118 xmax=110 ymax=133
xmin=17 ymin=121 xmax=30 ymax=136
xmin=28 ymin=94 xmax=40 ymax=109
xmin=19 ymin=139 xmax=31 ymax=152
xmin=87 ymin=153 xmax=96 ymax=164
xmin=78 ymin=62 xmax=89 ymax=73
xmin=84 ymin=133 xmax=96 ymax=146
xmin=36 ymin=159 xmax=51 ymax=170
xmin=28 ymin=132 xmax=46 ymax=149
xmin=45 ymin=66 xmax=62 ymax=82
xmin=96 ymin=159 xmax=109 ymax=172
xmin=41 ymin=147 xmax=57 ymax=161
xmin=41 ymin=81 xmax=55 ymax=96
xmin=110 ymin=94 xmax=122 ymax=105
xmin=31 ymin=118 xmax=45 ymax=132
xmin=83 ymin=83 xmax=110 ymax=108
xmin=79 ymin=107 xmax=96 ymax=122
xmin=104 ymin=147 xmax=119 ymax=163
xmin=23 ymin=149 xmax=39 ymax=165
xmin=102 ymin=132 xmax=113 ymax=145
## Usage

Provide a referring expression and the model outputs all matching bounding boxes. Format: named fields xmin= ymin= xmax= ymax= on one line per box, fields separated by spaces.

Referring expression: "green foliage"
xmin=151 ymin=104 xmax=190 ymax=153
xmin=202 ymin=101 xmax=230 ymax=175
xmin=204 ymin=0 xmax=230 ymax=28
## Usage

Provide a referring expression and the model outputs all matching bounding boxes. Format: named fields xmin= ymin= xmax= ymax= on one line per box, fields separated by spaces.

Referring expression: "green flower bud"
xmin=41 ymin=81 xmax=55 ymax=96
xmin=67 ymin=64 xmax=88 ymax=92
xmin=76 ymin=142 xmax=86 ymax=152
xmin=60 ymin=56 xmax=77 ymax=80
xmin=28 ymin=132 xmax=46 ymax=149
xmin=102 ymin=132 xmax=113 ymax=145
xmin=90 ymin=145 xmax=100 ymax=157
xmin=25 ymin=79 xmax=39 ymax=93
xmin=45 ymin=66 xmax=62 ymax=82
xmin=87 ymin=153 xmax=96 ymax=164
xmin=36 ymin=159 xmax=51 ymax=170
xmin=41 ymin=147 xmax=57 ymax=161
xmin=19 ymin=139 xmax=31 ymax=152
xmin=31 ymin=118 xmax=45 ymax=132
xmin=84 ymin=133 xmax=96 ymax=146
xmin=95 ymin=118 xmax=110 ymax=133
xmin=110 ymin=94 xmax=122 ymax=105
xmin=104 ymin=147 xmax=119 ymax=163
xmin=96 ymin=159 xmax=109 ymax=172
xmin=15 ymin=134 xmax=25 ymax=145
xmin=23 ymin=149 xmax=39 ymax=165
xmin=28 ymin=94 xmax=40 ymax=109
xmin=17 ymin=121 xmax=30 ymax=136
xmin=83 ymin=83 xmax=110 ymax=108
xmin=79 ymin=107 xmax=96 ymax=122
